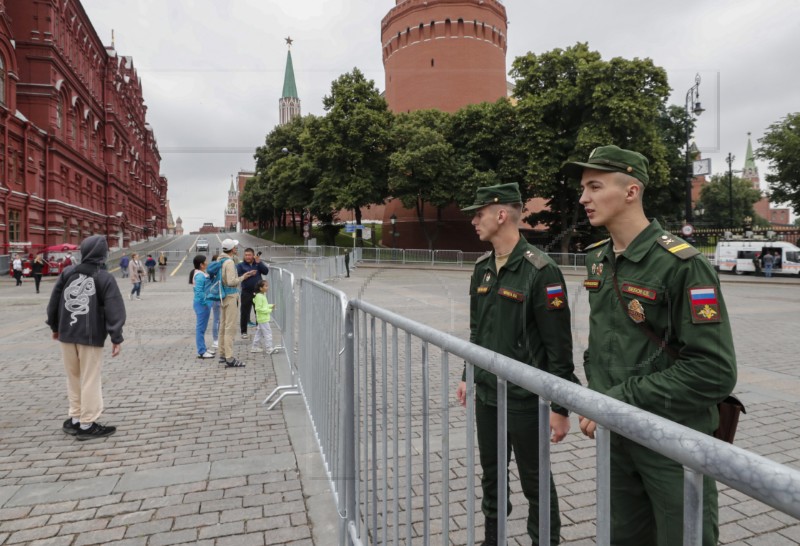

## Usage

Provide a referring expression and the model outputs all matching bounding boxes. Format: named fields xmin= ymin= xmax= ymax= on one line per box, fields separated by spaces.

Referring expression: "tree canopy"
xmin=511 ymin=43 xmax=688 ymax=250
xmin=697 ymin=174 xmax=763 ymax=229
xmin=757 ymin=112 xmax=800 ymax=213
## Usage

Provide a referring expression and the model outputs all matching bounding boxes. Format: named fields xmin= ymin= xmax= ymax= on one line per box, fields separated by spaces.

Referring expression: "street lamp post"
xmin=684 ymin=74 xmax=705 ymax=224
xmin=390 ymin=213 xmax=397 ymax=249
xmin=726 ymin=153 xmax=735 ymax=228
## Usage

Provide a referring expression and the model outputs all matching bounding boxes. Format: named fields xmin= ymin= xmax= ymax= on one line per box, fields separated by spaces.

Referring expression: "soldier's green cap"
xmin=562 ymin=145 xmax=649 ymax=186
xmin=461 ymin=182 xmax=522 ymax=212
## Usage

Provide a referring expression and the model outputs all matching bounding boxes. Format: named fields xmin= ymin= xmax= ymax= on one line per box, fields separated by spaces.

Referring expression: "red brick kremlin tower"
xmin=379 ymin=0 xmax=509 ymax=250
xmin=382 ymin=0 xmax=508 ymax=113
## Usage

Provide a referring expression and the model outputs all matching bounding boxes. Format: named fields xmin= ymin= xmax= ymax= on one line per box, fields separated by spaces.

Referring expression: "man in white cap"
xmin=218 ymin=238 xmax=256 ymax=367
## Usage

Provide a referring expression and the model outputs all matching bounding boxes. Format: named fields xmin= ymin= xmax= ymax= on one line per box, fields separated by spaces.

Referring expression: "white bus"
xmin=714 ymin=240 xmax=800 ymax=275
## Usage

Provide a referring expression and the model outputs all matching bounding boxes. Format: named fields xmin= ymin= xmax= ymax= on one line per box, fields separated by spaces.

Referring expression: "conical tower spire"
xmin=279 ymin=37 xmax=301 ymax=125
xmin=742 ymin=132 xmax=759 ymax=189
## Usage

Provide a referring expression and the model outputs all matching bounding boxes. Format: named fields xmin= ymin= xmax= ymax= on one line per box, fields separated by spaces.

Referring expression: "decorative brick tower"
xmin=381 ymin=0 xmax=508 ymax=113
xmin=224 ymin=177 xmax=239 ymax=232
xmin=279 ymin=37 xmax=301 ymax=125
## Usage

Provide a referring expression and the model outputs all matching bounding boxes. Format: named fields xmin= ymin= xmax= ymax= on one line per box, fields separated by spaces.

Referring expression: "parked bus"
xmin=715 ymin=240 xmax=800 ymax=275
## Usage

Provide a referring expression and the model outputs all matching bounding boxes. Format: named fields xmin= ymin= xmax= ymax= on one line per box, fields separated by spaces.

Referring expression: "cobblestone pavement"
xmin=1 ymin=261 xmax=799 ymax=545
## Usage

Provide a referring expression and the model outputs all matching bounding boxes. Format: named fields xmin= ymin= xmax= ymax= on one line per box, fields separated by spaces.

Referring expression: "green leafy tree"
xmin=757 ymin=112 xmax=800 ymax=213
xmin=510 ymin=43 xmax=687 ymax=252
xmin=388 ymin=109 xmax=458 ymax=249
xmin=314 ymin=68 xmax=392 ymax=244
xmin=448 ymin=99 xmax=527 ymax=206
xmin=697 ymin=174 xmax=763 ymax=228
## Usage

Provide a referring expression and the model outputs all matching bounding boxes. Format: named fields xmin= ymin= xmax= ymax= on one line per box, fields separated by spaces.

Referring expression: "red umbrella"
xmin=43 ymin=243 xmax=79 ymax=252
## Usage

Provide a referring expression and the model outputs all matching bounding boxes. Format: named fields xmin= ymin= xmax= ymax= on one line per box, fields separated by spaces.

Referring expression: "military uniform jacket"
xmin=583 ymin=220 xmax=737 ymax=434
xmin=468 ymin=236 xmax=575 ymax=411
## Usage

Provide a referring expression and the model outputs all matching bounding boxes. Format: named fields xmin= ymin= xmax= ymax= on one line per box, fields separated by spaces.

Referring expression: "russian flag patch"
xmin=689 ymin=286 xmax=722 ymax=323
xmin=546 ymin=284 xmax=566 ymax=310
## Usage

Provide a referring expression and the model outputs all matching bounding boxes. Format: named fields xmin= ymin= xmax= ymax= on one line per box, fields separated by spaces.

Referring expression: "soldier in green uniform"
xmin=564 ymin=145 xmax=737 ymax=545
xmin=455 ymin=182 xmax=575 ymax=546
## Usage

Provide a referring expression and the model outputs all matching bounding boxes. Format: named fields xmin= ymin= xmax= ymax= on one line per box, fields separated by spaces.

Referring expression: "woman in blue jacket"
xmin=192 ymin=255 xmax=215 ymax=359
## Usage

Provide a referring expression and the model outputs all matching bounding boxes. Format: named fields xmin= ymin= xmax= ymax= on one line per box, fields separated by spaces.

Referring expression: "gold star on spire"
xmin=285 ymin=36 xmax=294 ymax=49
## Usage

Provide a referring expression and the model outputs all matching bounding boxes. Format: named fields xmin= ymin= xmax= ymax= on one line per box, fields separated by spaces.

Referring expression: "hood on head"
xmin=80 ymin=235 xmax=108 ymax=265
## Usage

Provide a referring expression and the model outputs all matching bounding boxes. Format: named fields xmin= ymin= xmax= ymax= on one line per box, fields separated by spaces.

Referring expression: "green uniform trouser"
xmin=610 ymin=435 xmax=718 ymax=546
xmin=476 ymin=399 xmax=560 ymax=545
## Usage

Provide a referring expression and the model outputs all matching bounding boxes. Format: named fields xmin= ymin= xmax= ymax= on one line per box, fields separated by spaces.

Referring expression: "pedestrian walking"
xmin=128 ymin=253 xmax=144 ymax=300
xmin=119 ymin=253 xmax=130 ymax=278
xmin=46 ymin=235 xmax=125 ymax=440
xmin=32 ymin=254 xmax=45 ymax=293
xmin=145 ymin=254 xmax=156 ymax=282
xmin=12 ymin=253 xmax=23 ymax=286
xmin=565 ymin=145 xmax=737 ymax=545
xmin=250 ymin=279 xmax=276 ymax=354
xmin=344 ymin=249 xmax=350 ymax=277
xmin=158 ymin=252 xmax=168 ymax=282
xmin=455 ymin=182 xmax=576 ymax=546
xmin=210 ymin=254 xmax=221 ymax=350
xmin=763 ymin=251 xmax=774 ymax=278
xmin=191 ymin=254 xmax=215 ymax=359
xmin=218 ymin=239 xmax=257 ymax=368
xmin=236 ymin=248 xmax=269 ymax=339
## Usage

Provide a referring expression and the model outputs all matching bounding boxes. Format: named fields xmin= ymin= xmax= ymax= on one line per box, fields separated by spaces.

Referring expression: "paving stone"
xmin=72 ymin=525 xmax=126 ymax=545
xmin=198 ymin=521 xmax=245 ymax=539
xmin=172 ymin=512 xmax=219 ymax=531
xmin=215 ymin=533 xmax=267 ymax=546
xmin=47 ymin=507 xmax=96 ymax=525
xmin=5 ymin=524 xmax=60 ymax=544
xmin=5 ymin=477 xmax=118 ymax=507
xmin=147 ymin=529 xmax=198 ymax=546
xmin=209 ymin=453 xmax=295 ymax=480
xmin=113 ymin=463 xmax=210 ymax=493
xmin=123 ymin=518 xmax=173 ymax=538
xmin=27 ymin=536 xmax=76 ymax=546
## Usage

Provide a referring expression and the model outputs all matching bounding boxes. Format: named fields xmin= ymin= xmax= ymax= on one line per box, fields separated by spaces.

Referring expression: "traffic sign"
xmin=681 ymin=224 xmax=694 ymax=237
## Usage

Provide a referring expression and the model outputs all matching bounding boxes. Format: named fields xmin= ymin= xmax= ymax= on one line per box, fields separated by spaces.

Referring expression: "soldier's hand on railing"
xmin=456 ymin=381 xmax=467 ymax=408
xmin=578 ymin=415 xmax=596 ymax=439
xmin=550 ymin=412 xmax=570 ymax=443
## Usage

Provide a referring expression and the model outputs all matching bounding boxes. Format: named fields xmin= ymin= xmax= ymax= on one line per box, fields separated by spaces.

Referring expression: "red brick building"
xmin=0 ymin=0 xmax=166 ymax=254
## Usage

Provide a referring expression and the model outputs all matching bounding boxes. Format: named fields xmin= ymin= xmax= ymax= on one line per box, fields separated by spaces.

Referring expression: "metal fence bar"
xmin=369 ymin=316 xmax=377 ymax=544
xmin=466 ymin=362 xmax=476 ymax=546
xmin=538 ymin=397 xmax=551 ymax=546
xmin=596 ymin=425 xmax=611 ymax=546
xmin=404 ymin=331 xmax=412 ymax=546
xmin=392 ymin=326 xmax=400 ymax=546
xmin=683 ymin=468 xmax=703 ymax=546
xmin=497 ymin=378 xmax=508 ymax=546
xmin=381 ymin=320 xmax=388 ymax=546
xmin=441 ymin=351 xmax=450 ymax=546
xmin=422 ymin=341 xmax=431 ymax=546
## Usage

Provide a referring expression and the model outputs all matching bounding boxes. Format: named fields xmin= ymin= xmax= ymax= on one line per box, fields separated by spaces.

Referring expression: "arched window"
xmin=56 ymin=95 xmax=63 ymax=129
xmin=0 ymin=55 xmax=5 ymax=106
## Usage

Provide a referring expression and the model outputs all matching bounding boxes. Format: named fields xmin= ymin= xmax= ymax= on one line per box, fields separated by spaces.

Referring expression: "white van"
xmin=714 ymin=240 xmax=800 ymax=275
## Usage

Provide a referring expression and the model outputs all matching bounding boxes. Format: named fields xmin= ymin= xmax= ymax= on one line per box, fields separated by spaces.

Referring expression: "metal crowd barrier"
xmin=261 ymin=267 xmax=297 ymax=410
xmin=269 ymin=271 xmax=800 ymax=545
xmin=338 ymin=300 xmax=800 ymax=545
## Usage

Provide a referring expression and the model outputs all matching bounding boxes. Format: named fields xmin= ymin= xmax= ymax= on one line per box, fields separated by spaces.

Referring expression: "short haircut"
xmin=503 ymin=202 xmax=523 ymax=222
xmin=244 ymin=247 xmax=255 ymax=254
xmin=256 ymin=279 xmax=268 ymax=291
xmin=193 ymin=254 xmax=207 ymax=270
xmin=615 ymin=172 xmax=645 ymax=198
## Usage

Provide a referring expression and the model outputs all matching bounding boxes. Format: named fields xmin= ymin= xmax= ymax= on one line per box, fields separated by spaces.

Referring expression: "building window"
xmin=70 ymin=113 xmax=76 ymax=142
xmin=8 ymin=209 xmax=20 ymax=242
xmin=56 ymin=95 xmax=63 ymax=129
xmin=0 ymin=55 xmax=6 ymax=106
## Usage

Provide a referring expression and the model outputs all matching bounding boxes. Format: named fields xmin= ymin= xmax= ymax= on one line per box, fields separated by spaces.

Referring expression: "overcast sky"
xmin=82 ymin=0 xmax=800 ymax=232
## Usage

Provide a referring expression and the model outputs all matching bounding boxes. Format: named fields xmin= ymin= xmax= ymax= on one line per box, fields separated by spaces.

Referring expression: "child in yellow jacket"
xmin=250 ymin=280 xmax=277 ymax=354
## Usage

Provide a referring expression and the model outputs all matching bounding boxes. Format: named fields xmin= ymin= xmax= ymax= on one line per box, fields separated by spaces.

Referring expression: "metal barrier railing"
xmin=261 ymin=267 xmax=297 ymax=409
xmin=338 ymin=299 xmax=800 ymax=546
xmin=265 ymin=271 xmax=800 ymax=545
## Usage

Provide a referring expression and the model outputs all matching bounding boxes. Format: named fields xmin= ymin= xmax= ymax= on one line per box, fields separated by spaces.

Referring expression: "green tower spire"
xmin=282 ymin=45 xmax=298 ymax=99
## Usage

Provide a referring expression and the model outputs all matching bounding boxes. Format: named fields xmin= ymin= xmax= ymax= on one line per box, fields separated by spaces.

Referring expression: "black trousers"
xmin=240 ymin=290 xmax=255 ymax=334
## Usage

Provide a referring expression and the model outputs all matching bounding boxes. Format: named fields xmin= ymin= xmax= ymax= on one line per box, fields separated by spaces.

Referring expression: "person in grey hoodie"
xmin=46 ymin=235 xmax=126 ymax=440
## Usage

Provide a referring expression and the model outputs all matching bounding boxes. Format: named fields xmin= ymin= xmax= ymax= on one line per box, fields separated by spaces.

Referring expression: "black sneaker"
xmin=62 ymin=418 xmax=80 ymax=435
xmin=219 ymin=356 xmax=227 ymax=364
xmin=225 ymin=358 xmax=246 ymax=368
xmin=76 ymin=422 xmax=116 ymax=441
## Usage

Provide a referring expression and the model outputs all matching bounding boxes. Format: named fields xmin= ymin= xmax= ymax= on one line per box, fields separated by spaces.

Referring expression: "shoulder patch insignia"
xmin=523 ymin=248 xmax=548 ymax=270
xmin=689 ymin=286 xmax=723 ymax=324
xmin=584 ymin=279 xmax=601 ymax=290
xmin=656 ymin=233 xmax=700 ymax=260
xmin=476 ymin=286 xmax=490 ymax=295
xmin=546 ymin=283 xmax=566 ymax=310
xmin=585 ymin=238 xmax=610 ymax=251
xmin=476 ymin=250 xmax=492 ymax=264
